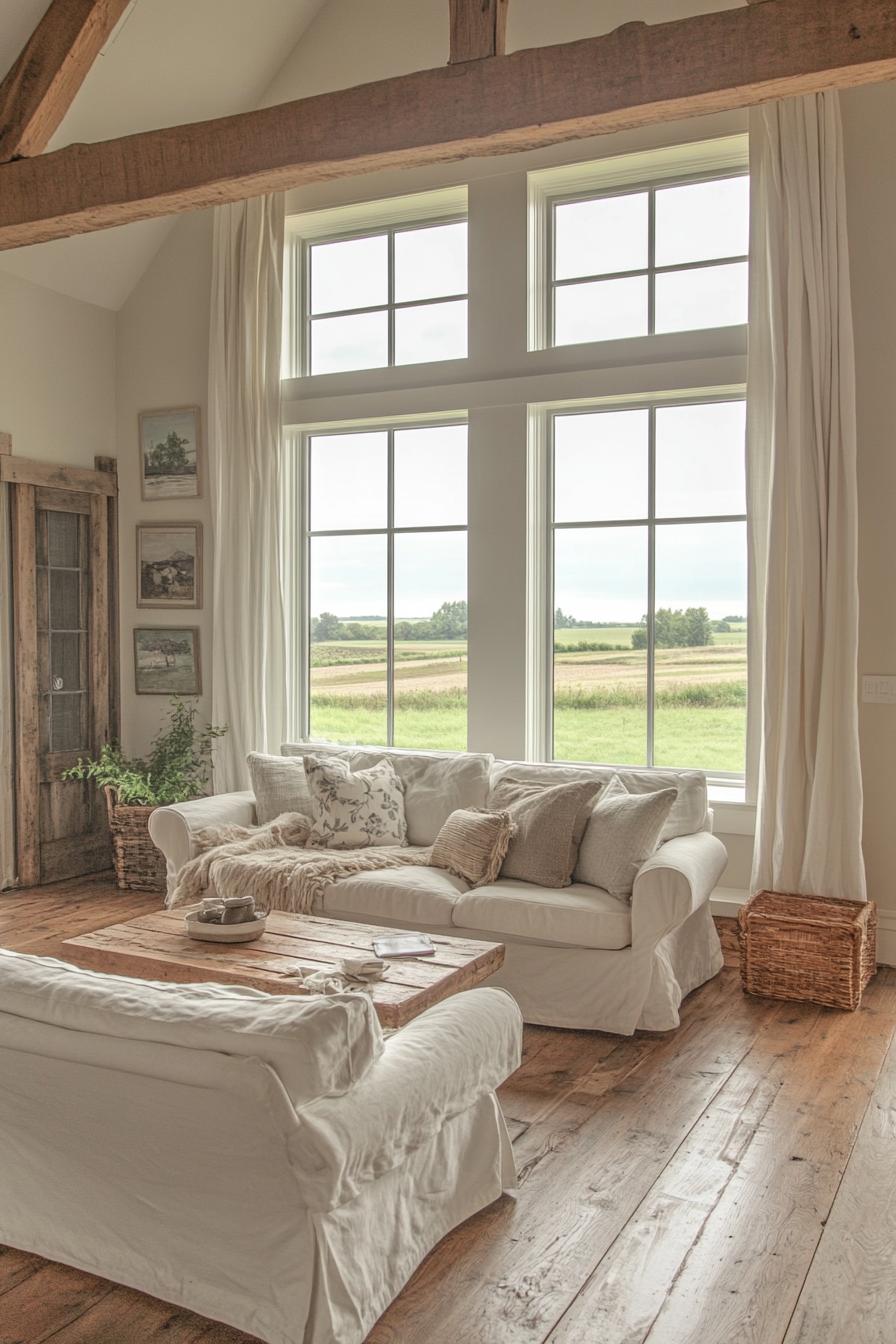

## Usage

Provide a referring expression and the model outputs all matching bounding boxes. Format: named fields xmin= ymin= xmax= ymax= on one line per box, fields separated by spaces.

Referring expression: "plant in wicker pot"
xmin=63 ymin=698 xmax=227 ymax=892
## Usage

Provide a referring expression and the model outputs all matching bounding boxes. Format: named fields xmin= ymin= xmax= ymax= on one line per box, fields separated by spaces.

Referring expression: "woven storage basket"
xmin=738 ymin=890 xmax=877 ymax=1011
xmin=104 ymin=787 xmax=166 ymax=892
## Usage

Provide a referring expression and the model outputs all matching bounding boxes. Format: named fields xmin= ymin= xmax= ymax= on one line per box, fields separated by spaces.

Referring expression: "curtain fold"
xmin=208 ymin=194 xmax=288 ymax=791
xmin=747 ymin=92 xmax=865 ymax=901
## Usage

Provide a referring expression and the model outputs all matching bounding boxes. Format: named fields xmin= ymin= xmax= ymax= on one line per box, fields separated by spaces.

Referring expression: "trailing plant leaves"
xmin=62 ymin=697 xmax=227 ymax=806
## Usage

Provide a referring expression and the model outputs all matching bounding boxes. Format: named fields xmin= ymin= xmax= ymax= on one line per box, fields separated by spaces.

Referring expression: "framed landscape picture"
xmin=134 ymin=626 xmax=201 ymax=695
xmin=137 ymin=522 xmax=202 ymax=609
xmin=139 ymin=406 xmax=202 ymax=500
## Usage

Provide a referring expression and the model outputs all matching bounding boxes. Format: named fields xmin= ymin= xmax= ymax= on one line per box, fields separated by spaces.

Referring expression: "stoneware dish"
xmin=184 ymin=912 xmax=268 ymax=944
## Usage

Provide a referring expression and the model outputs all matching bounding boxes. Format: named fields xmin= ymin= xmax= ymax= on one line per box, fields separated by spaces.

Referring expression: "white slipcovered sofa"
xmin=0 ymin=948 xmax=521 ymax=1344
xmin=150 ymin=745 xmax=728 ymax=1035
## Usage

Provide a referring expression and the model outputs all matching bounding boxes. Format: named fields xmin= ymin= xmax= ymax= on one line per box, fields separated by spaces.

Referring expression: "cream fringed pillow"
xmin=304 ymin=755 xmax=408 ymax=850
xmin=430 ymin=809 xmax=517 ymax=888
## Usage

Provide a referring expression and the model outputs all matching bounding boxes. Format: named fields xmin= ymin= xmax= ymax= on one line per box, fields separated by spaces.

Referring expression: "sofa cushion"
xmin=430 ymin=808 xmax=517 ymax=888
xmin=305 ymin=755 xmax=408 ymax=850
xmin=452 ymin=879 xmax=632 ymax=950
xmin=321 ymin=865 xmax=470 ymax=925
xmin=490 ymin=777 xmax=603 ymax=888
xmin=284 ymin=744 xmax=492 ymax=846
xmin=0 ymin=948 xmax=382 ymax=1109
xmin=488 ymin=760 xmax=707 ymax=842
xmin=573 ymin=777 xmax=677 ymax=897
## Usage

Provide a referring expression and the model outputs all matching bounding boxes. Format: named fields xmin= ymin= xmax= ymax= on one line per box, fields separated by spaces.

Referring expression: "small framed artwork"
xmin=138 ymin=406 xmax=202 ymax=501
xmin=134 ymin=626 xmax=202 ymax=696
xmin=137 ymin=522 xmax=202 ymax=609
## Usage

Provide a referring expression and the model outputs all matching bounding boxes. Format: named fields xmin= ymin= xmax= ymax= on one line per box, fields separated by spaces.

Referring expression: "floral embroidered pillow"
xmin=303 ymin=755 xmax=408 ymax=850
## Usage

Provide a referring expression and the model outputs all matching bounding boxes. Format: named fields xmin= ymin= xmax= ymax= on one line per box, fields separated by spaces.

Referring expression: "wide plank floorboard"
xmin=0 ymin=879 xmax=892 ymax=1344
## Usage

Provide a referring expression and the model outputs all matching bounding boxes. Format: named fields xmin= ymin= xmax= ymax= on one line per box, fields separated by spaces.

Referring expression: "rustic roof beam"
xmin=0 ymin=0 xmax=132 ymax=163
xmin=449 ymin=0 xmax=509 ymax=63
xmin=0 ymin=0 xmax=895 ymax=250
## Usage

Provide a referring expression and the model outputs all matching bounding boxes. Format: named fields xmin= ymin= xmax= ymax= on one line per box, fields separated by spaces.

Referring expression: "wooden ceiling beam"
xmin=449 ymin=0 xmax=509 ymax=63
xmin=0 ymin=0 xmax=895 ymax=250
xmin=0 ymin=0 xmax=132 ymax=163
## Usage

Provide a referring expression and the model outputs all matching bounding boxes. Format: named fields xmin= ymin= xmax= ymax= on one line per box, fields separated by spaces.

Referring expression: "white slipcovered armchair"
xmin=0 ymin=949 xmax=522 ymax=1344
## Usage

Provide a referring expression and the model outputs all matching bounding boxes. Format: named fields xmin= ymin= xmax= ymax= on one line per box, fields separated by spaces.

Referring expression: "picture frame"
xmin=136 ymin=522 xmax=202 ymax=609
xmin=133 ymin=626 xmax=202 ymax=696
xmin=138 ymin=406 xmax=202 ymax=501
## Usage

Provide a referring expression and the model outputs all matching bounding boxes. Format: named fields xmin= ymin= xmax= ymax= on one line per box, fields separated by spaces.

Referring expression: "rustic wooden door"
xmin=9 ymin=461 xmax=118 ymax=885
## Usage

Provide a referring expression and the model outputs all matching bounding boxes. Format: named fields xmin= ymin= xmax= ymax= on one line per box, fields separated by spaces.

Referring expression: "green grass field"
xmin=308 ymin=623 xmax=747 ymax=770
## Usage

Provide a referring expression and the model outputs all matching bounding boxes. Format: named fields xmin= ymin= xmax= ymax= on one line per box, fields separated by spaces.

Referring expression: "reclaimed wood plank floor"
xmin=0 ymin=878 xmax=892 ymax=1344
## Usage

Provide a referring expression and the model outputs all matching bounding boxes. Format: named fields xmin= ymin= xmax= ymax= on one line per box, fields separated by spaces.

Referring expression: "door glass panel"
xmin=51 ymin=692 xmax=85 ymax=753
xmin=48 ymin=512 xmax=80 ymax=568
xmin=50 ymin=569 xmax=81 ymax=630
xmin=51 ymin=633 xmax=82 ymax=691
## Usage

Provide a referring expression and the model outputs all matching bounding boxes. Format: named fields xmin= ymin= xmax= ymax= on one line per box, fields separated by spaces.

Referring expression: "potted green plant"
xmin=63 ymin=697 xmax=227 ymax=892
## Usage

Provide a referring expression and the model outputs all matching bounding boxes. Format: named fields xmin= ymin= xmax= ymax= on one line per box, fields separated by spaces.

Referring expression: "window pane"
xmin=395 ymin=222 xmax=467 ymax=302
xmin=655 ymin=176 xmax=750 ymax=268
xmin=310 ymin=431 xmax=387 ymax=531
xmin=47 ymin=512 xmax=79 ymax=568
xmin=554 ymin=276 xmax=648 ymax=346
xmin=394 ymin=424 xmax=467 ymax=528
xmin=309 ymin=535 xmax=387 ymax=745
xmin=655 ymin=261 xmax=748 ymax=333
xmin=394 ymin=299 xmax=467 ymax=365
xmin=554 ymin=409 xmax=648 ymax=523
xmin=50 ymin=569 xmax=81 ymax=630
xmin=393 ymin=531 xmax=467 ymax=751
xmin=554 ymin=193 xmax=649 ymax=280
xmin=310 ymin=234 xmax=388 ymax=314
xmin=553 ymin=526 xmax=647 ymax=766
xmin=656 ymin=401 xmax=746 ymax=519
xmin=653 ymin=521 xmax=747 ymax=772
xmin=310 ymin=310 xmax=389 ymax=375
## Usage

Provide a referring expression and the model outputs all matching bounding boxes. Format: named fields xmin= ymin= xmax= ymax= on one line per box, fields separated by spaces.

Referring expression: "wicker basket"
xmin=738 ymin=890 xmax=877 ymax=1011
xmin=104 ymin=787 xmax=167 ymax=893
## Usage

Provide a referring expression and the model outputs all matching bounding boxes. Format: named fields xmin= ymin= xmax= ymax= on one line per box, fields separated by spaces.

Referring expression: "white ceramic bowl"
xmin=184 ymin=912 xmax=267 ymax=944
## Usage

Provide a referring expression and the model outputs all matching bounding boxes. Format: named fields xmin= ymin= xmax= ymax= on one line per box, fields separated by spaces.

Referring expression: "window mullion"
xmin=646 ymin=406 xmax=656 ymax=768
xmin=301 ymin=435 xmax=311 ymax=739
xmin=386 ymin=430 xmax=396 ymax=746
xmin=648 ymin=188 xmax=657 ymax=337
xmin=387 ymin=229 xmax=396 ymax=368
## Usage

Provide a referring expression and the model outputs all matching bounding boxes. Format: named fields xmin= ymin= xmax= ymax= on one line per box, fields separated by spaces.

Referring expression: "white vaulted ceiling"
xmin=0 ymin=0 xmax=327 ymax=309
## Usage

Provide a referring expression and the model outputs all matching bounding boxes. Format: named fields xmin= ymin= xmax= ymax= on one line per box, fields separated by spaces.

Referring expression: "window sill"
xmin=708 ymin=785 xmax=755 ymax=837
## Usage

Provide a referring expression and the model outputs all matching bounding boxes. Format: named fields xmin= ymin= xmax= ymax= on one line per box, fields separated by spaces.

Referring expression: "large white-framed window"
xmin=528 ymin=134 xmax=750 ymax=352
xmin=290 ymin=419 xmax=469 ymax=750
xmin=284 ymin=188 xmax=469 ymax=378
xmin=536 ymin=391 xmax=748 ymax=780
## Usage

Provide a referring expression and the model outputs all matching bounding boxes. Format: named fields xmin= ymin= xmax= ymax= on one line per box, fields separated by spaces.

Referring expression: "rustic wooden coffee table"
xmin=62 ymin=909 xmax=505 ymax=1029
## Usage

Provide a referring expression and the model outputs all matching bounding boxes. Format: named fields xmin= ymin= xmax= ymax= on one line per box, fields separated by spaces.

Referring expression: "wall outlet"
xmin=862 ymin=675 xmax=896 ymax=704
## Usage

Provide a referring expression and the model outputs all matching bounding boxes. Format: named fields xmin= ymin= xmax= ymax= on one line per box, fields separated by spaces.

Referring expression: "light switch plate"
xmin=862 ymin=675 xmax=896 ymax=704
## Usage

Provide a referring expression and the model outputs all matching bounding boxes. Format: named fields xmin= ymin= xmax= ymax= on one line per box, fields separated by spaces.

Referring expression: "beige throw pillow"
xmin=304 ymin=754 xmax=408 ymax=850
xmin=248 ymin=751 xmax=316 ymax=824
xmin=490 ymin=778 xmax=604 ymax=889
xmin=430 ymin=809 xmax=517 ymax=888
xmin=574 ymin=776 xmax=677 ymax=898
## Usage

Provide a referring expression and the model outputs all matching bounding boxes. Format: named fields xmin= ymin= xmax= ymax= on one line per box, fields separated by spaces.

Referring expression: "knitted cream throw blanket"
xmin=165 ymin=812 xmax=432 ymax=915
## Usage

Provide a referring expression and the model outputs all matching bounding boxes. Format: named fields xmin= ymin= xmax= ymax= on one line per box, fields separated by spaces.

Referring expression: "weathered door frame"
xmin=4 ymin=453 xmax=119 ymax=886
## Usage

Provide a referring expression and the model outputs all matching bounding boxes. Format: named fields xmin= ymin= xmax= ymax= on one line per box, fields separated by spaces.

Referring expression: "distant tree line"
xmin=631 ymin=607 xmax=713 ymax=650
xmin=311 ymin=600 xmax=468 ymax=643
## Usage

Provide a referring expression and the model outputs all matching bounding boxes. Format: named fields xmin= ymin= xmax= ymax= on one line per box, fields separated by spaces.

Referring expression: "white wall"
xmin=114 ymin=211 xmax=215 ymax=756
xmin=0 ymin=270 xmax=116 ymax=467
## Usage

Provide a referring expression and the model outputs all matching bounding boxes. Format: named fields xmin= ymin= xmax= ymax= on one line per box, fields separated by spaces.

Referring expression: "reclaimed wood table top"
xmin=62 ymin=909 xmax=505 ymax=1029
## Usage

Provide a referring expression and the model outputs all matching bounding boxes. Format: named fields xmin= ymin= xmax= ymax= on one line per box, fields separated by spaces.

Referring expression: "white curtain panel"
xmin=0 ymin=484 xmax=15 ymax=889
xmin=208 ymin=195 xmax=288 ymax=791
xmin=747 ymin=92 xmax=866 ymax=901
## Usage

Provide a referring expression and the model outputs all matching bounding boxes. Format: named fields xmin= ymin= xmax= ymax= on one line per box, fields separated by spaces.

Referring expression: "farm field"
xmin=310 ymin=623 xmax=747 ymax=771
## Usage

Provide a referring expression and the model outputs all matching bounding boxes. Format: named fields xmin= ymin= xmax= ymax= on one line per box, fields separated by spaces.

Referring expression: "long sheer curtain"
xmin=208 ymin=194 xmax=288 ymax=791
xmin=747 ymin=92 xmax=866 ymax=901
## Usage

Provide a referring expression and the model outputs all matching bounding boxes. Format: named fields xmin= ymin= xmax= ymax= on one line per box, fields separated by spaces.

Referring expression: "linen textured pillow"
xmin=304 ymin=755 xmax=408 ymax=850
xmin=247 ymin=751 xmax=319 ymax=824
xmin=574 ymin=775 xmax=677 ymax=898
xmin=430 ymin=809 xmax=517 ymax=889
xmin=490 ymin=778 xmax=604 ymax=888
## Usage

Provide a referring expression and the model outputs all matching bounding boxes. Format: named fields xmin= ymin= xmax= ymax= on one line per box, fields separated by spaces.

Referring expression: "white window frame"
xmin=528 ymin=134 xmax=749 ymax=353
xmin=290 ymin=417 xmax=469 ymax=746
xmin=529 ymin=385 xmax=748 ymax=785
xmin=283 ymin=187 xmax=469 ymax=379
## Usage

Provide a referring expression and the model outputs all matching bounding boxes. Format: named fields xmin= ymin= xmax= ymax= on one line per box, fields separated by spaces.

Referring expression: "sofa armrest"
xmin=290 ymin=987 xmax=522 ymax=1209
xmin=631 ymin=831 xmax=728 ymax=949
xmin=148 ymin=791 xmax=257 ymax=894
